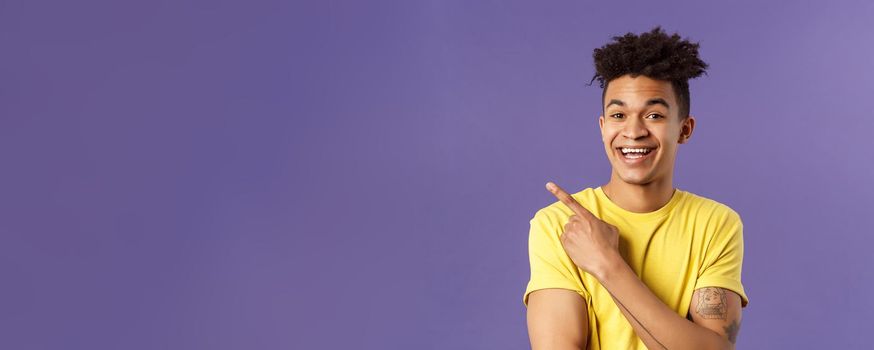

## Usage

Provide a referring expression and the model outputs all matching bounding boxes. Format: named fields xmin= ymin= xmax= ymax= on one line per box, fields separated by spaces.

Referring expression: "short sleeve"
xmin=522 ymin=210 xmax=589 ymax=307
xmin=694 ymin=209 xmax=750 ymax=307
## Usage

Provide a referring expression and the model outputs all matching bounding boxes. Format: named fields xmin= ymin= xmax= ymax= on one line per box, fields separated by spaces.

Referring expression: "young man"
xmin=523 ymin=27 xmax=748 ymax=349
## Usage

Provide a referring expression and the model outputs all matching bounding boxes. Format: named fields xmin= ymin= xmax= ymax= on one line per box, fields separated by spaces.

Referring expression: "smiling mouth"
xmin=616 ymin=147 xmax=655 ymax=163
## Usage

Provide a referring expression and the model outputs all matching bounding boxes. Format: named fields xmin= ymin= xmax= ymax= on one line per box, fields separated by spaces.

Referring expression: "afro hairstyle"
xmin=590 ymin=26 xmax=708 ymax=119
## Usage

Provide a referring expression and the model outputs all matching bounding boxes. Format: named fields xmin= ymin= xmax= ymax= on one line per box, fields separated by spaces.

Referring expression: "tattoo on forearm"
xmin=724 ymin=320 xmax=741 ymax=344
xmin=695 ymin=287 xmax=727 ymax=319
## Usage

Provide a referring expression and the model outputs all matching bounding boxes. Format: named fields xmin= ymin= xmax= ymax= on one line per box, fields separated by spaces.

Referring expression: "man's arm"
xmin=526 ymin=288 xmax=588 ymax=350
xmin=599 ymin=259 xmax=738 ymax=350
xmin=688 ymin=287 xmax=743 ymax=345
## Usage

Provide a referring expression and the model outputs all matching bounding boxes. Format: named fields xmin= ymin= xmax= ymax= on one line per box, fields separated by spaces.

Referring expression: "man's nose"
xmin=622 ymin=116 xmax=649 ymax=139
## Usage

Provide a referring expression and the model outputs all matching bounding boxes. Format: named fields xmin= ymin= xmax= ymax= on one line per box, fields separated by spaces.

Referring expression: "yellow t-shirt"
xmin=523 ymin=186 xmax=748 ymax=349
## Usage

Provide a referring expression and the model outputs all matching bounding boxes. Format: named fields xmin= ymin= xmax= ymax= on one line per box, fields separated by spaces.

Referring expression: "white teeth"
xmin=620 ymin=148 xmax=651 ymax=154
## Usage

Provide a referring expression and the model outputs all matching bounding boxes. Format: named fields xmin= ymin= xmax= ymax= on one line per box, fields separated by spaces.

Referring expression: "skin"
xmin=597 ymin=74 xmax=695 ymax=213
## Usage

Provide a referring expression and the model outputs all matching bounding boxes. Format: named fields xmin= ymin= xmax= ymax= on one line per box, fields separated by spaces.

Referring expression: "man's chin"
xmin=622 ymin=179 xmax=653 ymax=186
xmin=617 ymin=172 xmax=655 ymax=186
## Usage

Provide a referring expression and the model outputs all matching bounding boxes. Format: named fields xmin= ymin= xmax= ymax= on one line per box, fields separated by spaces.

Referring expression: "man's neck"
xmin=601 ymin=174 xmax=675 ymax=213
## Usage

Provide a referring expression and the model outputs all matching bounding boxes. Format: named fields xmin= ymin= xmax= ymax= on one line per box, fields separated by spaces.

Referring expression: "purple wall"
xmin=2 ymin=0 xmax=872 ymax=349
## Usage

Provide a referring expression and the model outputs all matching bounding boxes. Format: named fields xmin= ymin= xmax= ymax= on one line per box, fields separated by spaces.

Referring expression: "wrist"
xmin=595 ymin=251 xmax=627 ymax=282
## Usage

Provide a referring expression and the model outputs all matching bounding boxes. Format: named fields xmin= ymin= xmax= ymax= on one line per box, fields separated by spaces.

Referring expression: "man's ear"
xmin=599 ymin=115 xmax=604 ymax=131
xmin=678 ymin=115 xmax=696 ymax=144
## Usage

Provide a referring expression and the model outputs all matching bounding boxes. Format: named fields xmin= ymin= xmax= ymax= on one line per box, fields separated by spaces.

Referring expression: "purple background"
xmin=2 ymin=0 xmax=873 ymax=349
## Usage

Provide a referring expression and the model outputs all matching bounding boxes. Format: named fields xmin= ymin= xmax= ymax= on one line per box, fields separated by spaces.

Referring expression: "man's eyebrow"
xmin=606 ymin=98 xmax=671 ymax=110
xmin=646 ymin=98 xmax=670 ymax=109
xmin=606 ymin=99 xmax=625 ymax=108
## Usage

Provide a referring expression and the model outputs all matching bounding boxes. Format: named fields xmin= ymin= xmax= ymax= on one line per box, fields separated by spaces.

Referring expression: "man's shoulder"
xmin=531 ymin=187 xmax=598 ymax=222
xmin=680 ymin=189 xmax=742 ymax=223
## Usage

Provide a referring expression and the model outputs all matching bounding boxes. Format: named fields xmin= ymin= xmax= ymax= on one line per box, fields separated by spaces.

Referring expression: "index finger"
xmin=546 ymin=181 xmax=596 ymax=219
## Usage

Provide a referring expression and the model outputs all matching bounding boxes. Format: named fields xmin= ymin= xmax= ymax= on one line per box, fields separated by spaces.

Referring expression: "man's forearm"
xmin=596 ymin=255 xmax=733 ymax=350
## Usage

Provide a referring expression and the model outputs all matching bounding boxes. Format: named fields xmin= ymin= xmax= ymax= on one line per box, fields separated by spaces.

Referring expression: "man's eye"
xmin=611 ymin=113 xmax=624 ymax=119
xmin=647 ymin=113 xmax=664 ymax=119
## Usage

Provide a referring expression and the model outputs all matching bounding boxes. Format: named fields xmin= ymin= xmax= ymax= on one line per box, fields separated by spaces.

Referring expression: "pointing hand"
xmin=546 ymin=182 xmax=621 ymax=280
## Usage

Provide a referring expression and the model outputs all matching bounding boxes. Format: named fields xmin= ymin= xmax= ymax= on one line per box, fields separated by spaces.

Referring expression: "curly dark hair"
xmin=590 ymin=26 xmax=708 ymax=119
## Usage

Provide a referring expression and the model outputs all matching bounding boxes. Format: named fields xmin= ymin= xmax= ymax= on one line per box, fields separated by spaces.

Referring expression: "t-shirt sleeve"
xmin=522 ymin=209 xmax=589 ymax=307
xmin=694 ymin=209 xmax=750 ymax=307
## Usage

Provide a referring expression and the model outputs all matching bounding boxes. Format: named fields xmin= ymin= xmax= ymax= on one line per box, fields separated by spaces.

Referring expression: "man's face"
xmin=598 ymin=74 xmax=695 ymax=186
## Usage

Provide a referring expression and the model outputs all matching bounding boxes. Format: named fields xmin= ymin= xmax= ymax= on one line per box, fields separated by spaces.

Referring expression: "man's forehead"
xmin=603 ymin=75 xmax=676 ymax=108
